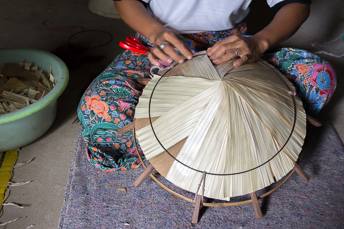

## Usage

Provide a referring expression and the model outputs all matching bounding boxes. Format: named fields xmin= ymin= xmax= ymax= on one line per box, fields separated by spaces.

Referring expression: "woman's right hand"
xmin=148 ymin=30 xmax=193 ymax=67
xmin=114 ymin=1 xmax=192 ymax=66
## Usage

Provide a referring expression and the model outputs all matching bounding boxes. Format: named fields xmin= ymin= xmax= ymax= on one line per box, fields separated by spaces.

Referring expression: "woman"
xmin=77 ymin=0 xmax=337 ymax=171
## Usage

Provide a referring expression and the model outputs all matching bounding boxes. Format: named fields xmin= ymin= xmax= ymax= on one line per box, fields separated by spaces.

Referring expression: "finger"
xmin=207 ymin=35 xmax=241 ymax=55
xmin=148 ymin=52 xmax=160 ymax=66
xmin=211 ymin=41 xmax=251 ymax=65
xmin=207 ymin=44 xmax=223 ymax=57
xmin=212 ymin=51 xmax=238 ymax=65
xmin=208 ymin=45 xmax=226 ymax=60
xmin=239 ymin=54 xmax=249 ymax=63
xmin=162 ymin=31 xmax=193 ymax=59
xmin=212 ymin=38 xmax=252 ymax=61
xmin=233 ymin=55 xmax=248 ymax=68
xmin=162 ymin=44 xmax=185 ymax=63
xmin=151 ymin=47 xmax=172 ymax=64
xmin=209 ymin=41 xmax=243 ymax=60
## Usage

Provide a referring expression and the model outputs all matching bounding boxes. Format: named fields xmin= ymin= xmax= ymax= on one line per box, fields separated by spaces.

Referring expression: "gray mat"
xmin=59 ymin=125 xmax=344 ymax=229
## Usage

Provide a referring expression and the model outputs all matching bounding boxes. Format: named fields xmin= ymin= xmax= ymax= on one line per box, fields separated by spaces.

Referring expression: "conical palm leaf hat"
xmin=134 ymin=53 xmax=306 ymax=201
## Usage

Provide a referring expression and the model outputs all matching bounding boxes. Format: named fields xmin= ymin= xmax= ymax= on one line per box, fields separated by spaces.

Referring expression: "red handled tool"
xmin=118 ymin=36 xmax=149 ymax=54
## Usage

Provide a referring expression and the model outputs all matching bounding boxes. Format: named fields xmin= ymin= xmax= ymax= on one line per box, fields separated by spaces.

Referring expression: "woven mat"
xmin=59 ymin=125 xmax=344 ymax=229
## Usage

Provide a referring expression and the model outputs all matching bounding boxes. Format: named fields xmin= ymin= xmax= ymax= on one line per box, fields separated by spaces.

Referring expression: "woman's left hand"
xmin=207 ymin=34 xmax=268 ymax=67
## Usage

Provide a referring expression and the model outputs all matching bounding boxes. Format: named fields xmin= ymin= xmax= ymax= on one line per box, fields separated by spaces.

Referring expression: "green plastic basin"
xmin=0 ymin=49 xmax=69 ymax=152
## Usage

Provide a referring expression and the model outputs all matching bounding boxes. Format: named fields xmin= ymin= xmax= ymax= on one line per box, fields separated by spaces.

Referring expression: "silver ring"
xmin=158 ymin=42 xmax=168 ymax=50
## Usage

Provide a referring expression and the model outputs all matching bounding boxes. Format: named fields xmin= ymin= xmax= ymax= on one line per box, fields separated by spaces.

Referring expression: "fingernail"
xmin=179 ymin=59 xmax=184 ymax=64
xmin=187 ymin=55 xmax=192 ymax=60
xmin=167 ymin=58 xmax=173 ymax=64
xmin=159 ymin=60 xmax=171 ymax=67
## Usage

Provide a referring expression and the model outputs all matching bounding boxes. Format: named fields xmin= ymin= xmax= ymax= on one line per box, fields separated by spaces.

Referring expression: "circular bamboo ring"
xmin=133 ymin=129 xmax=297 ymax=208
xmin=133 ymin=59 xmax=305 ymax=207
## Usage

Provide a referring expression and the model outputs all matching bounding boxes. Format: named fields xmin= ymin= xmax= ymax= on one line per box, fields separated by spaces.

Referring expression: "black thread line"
xmin=146 ymin=74 xmax=298 ymax=176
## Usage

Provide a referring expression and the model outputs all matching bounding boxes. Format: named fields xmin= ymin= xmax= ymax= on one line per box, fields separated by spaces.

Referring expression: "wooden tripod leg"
xmin=293 ymin=163 xmax=309 ymax=182
xmin=192 ymin=195 xmax=203 ymax=225
xmin=191 ymin=173 xmax=206 ymax=224
xmin=133 ymin=164 xmax=154 ymax=187
xmin=307 ymin=115 xmax=322 ymax=127
xmin=250 ymin=192 xmax=263 ymax=219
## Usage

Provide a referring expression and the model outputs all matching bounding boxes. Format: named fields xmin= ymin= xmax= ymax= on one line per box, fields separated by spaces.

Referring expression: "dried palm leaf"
xmin=134 ymin=53 xmax=306 ymax=201
xmin=0 ymin=62 xmax=55 ymax=114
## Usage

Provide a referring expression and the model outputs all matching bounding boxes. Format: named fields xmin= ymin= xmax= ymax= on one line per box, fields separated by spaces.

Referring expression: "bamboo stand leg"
xmin=192 ymin=195 xmax=203 ymax=225
xmin=191 ymin=173 xmax=206 ymax=224
xmin=250 ymin=192 xmax=263 ymax=219
xmin=133 ymin=164 xmax=154 ymax=187
xmin=307 ymin=115 xmax=322 ymax=127
xmin=293 ymin=163 xmax=309 ymax=182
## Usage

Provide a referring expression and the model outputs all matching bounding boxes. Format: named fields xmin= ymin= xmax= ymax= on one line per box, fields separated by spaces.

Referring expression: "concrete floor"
xmin=0 ymin=0 xmax=343 ymax=228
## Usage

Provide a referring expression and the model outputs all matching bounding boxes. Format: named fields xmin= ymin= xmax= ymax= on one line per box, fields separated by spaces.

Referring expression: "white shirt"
xmin=141 ymin=0 xmax=286 ymax=33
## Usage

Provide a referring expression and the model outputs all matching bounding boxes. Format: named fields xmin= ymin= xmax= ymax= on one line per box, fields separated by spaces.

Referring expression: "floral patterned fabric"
xmin=267 ymin=48 xmax=337 ymax=114
xmin=77 ymin=31 xmax=337 ymax=171
xmin=77 ymin=51 xmax=151 ymax=172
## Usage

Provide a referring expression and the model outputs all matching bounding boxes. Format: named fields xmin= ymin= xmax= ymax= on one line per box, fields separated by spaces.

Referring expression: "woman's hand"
xmin=115 ymin=1 xmax=192 ymax=66
xmin=148 ymin=30 xmax=193 ymax=67
xmin=207 ymin=35 xmax=269 ymax=68
xmin=207 ymin=3 xmax=310 ymax=68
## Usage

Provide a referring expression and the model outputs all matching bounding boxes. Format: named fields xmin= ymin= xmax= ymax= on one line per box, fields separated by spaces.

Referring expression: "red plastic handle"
xmin=118 ymin=36 xmax=149 ymax=54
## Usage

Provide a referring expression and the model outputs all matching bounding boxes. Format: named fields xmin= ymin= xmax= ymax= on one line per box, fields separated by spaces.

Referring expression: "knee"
xmin=311 ymin=61 xmax=337 ymax=102
xmin=303 ymin=61 xmax=337 ymax=114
